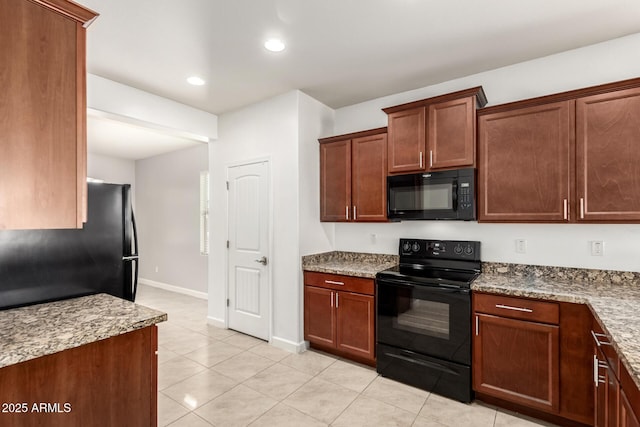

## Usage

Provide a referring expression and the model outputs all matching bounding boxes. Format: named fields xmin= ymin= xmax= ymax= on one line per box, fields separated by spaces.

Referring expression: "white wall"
xmin=87 ymin=152 xmax=135 ymax=186
xmin=209 ymin=90 xmax=335 ymax=351
xmin=330 ymin=33 xmax=640 ymax=272
xmin=136 ymin=144 xmax=209 ymax=295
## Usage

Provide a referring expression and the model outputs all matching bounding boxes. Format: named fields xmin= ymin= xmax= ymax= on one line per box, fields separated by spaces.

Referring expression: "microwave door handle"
xmin=451 ymin=180 xmax=459 ymax=210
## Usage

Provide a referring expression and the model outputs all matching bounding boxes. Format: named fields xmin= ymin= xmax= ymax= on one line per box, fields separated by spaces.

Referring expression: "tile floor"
xmin=136 ymin=284 xmax=556 ymax=427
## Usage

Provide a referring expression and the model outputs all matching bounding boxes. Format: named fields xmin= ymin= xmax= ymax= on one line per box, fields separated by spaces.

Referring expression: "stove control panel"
xmin=399 ymin=238 xmax=481 ymax=261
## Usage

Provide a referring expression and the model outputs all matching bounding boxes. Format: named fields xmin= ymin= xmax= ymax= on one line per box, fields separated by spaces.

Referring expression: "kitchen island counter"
xmin=473 ymin=263 xmax=640 ymax=390
xmin=0 ymin=293 xmax=167 ymax=369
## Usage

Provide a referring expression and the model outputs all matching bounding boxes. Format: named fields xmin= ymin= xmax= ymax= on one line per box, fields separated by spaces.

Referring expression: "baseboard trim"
xmin=207 ymin=316 xmax=226 ymax=328
xmin=139 ymin=278 xmax=208 ymax=300
xmin=270 ymin=336 xmax=308 ymax=354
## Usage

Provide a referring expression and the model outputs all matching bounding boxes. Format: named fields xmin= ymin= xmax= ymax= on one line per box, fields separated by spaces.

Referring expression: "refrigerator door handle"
xmin=130 ymin=210 xmax=139 ymax=300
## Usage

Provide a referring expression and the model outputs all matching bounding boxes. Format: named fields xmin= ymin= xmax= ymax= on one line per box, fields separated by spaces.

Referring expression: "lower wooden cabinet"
xmin=473 ymin=312 xmax=560 ymax=413
xmin=621 ymin=390 xmax=640 ymax=427
xmin=303 ymin=271 xmax=375 ymax=365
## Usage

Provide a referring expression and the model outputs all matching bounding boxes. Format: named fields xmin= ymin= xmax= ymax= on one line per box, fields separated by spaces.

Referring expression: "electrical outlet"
xmin=515 ymin=239 xmax=527 ymax=254
xmin=591 ymin=241 xmax=604 ymax=256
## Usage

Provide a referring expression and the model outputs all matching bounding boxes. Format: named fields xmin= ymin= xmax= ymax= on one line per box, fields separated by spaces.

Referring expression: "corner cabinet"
xmin=384 ymin=86 xmax=487 ymax=174
xmin=0 ymin=0 xmax=97 ymax=229
xmin=478 ymin=78 xmax=640 ymax=223
xmin=303 ymin=271 xmax=375 ymax=365
xmin=319 ymin=128 xmax=387 ymax=222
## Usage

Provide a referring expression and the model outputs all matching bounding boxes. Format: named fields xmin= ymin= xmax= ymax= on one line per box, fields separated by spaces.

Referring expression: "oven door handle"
xmin=384 ymin=352 xmax=460 ymax=375
xmin=376 ymin=278 xmax=469 ymax=294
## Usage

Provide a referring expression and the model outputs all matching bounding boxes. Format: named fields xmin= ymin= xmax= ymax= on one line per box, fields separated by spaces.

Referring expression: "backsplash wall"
xmin=333 ymin=222 xmax=640 ymax=272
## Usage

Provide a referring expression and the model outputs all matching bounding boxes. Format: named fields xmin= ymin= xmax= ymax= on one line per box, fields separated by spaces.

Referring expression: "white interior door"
xmin=227 ymin=161 xmax=270 ymax=340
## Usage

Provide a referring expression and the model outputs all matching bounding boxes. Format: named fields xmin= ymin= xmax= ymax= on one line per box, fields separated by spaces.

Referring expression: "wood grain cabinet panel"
xmin=320 ymin=140 xmax=351 ymax=221
xmin=477 ymin=101 xmax=573 ymax=222
xmin=387 ymin=107 xmax=426 ymax=173
xmin=303 ymin=272 xmax=375 ymax=365
xmin=473 ymin=313 xmax=560 ymax=413
xmin=0 ymin=0 xmax=96 ymax=229
xmin=319 ymin=128 xmax=387 ymax=222
xmin=428 ymin=96 xmax=475 ymax=169
xmin=576 ymin=87 xmax=640 ymax=221
xmin=621 ymin=390 xmax=640 ymax=427
xmin=0 ymin=326 xmax=157 ymax=427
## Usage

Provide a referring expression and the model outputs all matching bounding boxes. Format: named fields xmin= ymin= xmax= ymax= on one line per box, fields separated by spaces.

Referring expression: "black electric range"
xmin=376 ymin=238 xmax=481 ymax=403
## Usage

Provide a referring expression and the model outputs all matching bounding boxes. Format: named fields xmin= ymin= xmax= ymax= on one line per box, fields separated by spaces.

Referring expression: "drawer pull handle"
xmin=325 ymin=280 xmax=345 ymax=286
xmin=591 ymin=330 xmax=612 ymax=347
xmin=495 ymin=304 xmax=533 ymax=313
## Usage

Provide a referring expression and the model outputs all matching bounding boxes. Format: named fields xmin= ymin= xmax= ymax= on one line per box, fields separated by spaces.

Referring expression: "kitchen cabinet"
xmin=303 ymin=271 xmax=375 ymax=365
xmin=0 ymin=0 xmax=97 ymax=230
xmin=383 ymin=87 xmax=487 ymax=174
xmin=592 ymin=317 xmax=640 ymax=427
xmin=319 ymin=128 xmax=387 ymax=222
xmin=478 ymin=77 xmax=640 ymax=223
xmin=576 ymin=87 xmax=640 ymax=221
xmin=473 ymin=293 xmax=560 ymax=413
xmin=477 ymin=101 xmax=573 ymax=222
xmin=0 ymin=326 xmax=158 ymax=427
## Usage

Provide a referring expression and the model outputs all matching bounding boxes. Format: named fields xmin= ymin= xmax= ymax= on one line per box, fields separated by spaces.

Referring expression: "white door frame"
xmin=224 ymin=156 xmax=273 ymax=342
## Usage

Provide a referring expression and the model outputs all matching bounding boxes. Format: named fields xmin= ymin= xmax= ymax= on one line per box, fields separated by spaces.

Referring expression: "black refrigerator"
xmin=0 ymin=182 xmax=139 ymax=310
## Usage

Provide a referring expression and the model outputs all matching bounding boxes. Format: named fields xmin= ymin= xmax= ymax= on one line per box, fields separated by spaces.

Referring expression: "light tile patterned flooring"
xmin=136 ymin=285 xmax=555 ymax=427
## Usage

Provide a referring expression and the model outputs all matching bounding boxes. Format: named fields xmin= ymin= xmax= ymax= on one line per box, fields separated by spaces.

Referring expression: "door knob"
xmin=255 ymin=256 xmax=268 ymax=266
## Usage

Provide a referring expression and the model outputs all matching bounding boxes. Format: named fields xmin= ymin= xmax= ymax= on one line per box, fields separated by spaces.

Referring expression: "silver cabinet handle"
xmin=563 ymin=199 xmax=568 ymax=220
xmin=335 ymin=293 xmax=339 ymax=308
xmin=580 ymin=198 xmax=585 ymax=219
xmin=419 ymin=151 xmax=423 ymax=168
xmin=325 ymin=280 xmax=344 ymax=286
xmin=591 ymin=330 xmax=612 ymax=346
xmin=330 ymin=291 xmax=334 ymax=308
xmin=346 ymin=205 xmax=349 ymax=220
xmin=255 ymin=256 xmax=268 ymax=266
xmin=495 ymin=304 xmax=533 ymax=313
xmin=353 ymin=206 xmax=357 ymax=220
xmin=475 ymin=316 xmax=479 ymax=336
xmin=429 ymin=150 xmax=433 ymax=168
xmin=593 ymin=354 xmax=598 ymax=385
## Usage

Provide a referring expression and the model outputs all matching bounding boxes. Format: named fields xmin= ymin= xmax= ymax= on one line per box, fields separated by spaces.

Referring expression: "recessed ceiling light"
xmin=186 ymin=76 xmax=206 ymax=86
xmin=264 ymin=39 xmax=285 ymax=52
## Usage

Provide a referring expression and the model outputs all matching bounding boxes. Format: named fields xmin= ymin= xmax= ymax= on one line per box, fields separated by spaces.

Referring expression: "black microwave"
xmin=387 ymin=168 xmax=476 ymax=221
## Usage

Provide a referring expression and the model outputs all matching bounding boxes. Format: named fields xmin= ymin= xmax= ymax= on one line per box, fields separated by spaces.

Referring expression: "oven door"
xmin=376 ymin=278 xmax=471 ymax=365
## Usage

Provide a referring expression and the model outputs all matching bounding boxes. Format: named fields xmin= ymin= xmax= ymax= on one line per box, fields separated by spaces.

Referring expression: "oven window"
xmin=393 ymin=299 xmax=450 ymax=339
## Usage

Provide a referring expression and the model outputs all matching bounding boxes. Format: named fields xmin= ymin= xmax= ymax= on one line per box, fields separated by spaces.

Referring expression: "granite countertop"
xmin=302 ymin=251 xmax=398 ymax=278
xmin=473 ymin=262 xmax=640 ymax=390
xmin=0 ymin=293 xmax=167 ymax=369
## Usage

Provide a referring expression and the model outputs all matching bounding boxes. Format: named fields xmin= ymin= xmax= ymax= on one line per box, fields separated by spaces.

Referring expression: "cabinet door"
xmin=428 ymin=96 xmax=475 ymax=169
xmin=352 ymin=133 xmax=387 ymax=221
xmin=0 ymin=0 xmax=89 ymax=229
xmin=336 ymin=292 xmax=375 ymax=361
xmin=621 ymin=390 xmax=640 ymax=427
xmin=304 ymin=286 xmax=336 ymax=347
xmin=473 ymin=313 xmax=559 ymax=412
xmin=320 ymin=140 xmax=351 ymax=221
xmin=387 ymin=107 xmax=426 ymax=173
xmin=576 ymin=88 xmax=640 ymax=221
xmin=477 ymin=101 xmax=573 ymax=222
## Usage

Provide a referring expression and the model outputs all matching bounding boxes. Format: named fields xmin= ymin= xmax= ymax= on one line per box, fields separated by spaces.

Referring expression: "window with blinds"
xmin=199 ymin=171 xmax=210 ymax=256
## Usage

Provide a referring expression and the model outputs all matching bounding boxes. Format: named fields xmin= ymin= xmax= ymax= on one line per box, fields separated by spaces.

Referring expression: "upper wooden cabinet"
xmin=576 ymin=87 xmax=640 ymax=221
xmin=478 ymin=101 xmax=574 ymax=222
xmin=319 ymin=128 xmax=387 ymax=222
xmin=383 ymin=87 xmax=487 ymax=174
xmin=0 ymin=0 xmax=97 ymax=230
xmin=478 ymin=78 xmax=640 ymax=223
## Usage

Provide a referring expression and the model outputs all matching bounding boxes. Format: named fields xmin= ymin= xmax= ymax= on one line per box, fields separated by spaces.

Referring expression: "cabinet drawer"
xmin=304 ymin=271 xmax=374 ymax=295
xmin=592 ymin=319 xmax=619 ymax=379
xmin=474 ymin=293 xmax=559 ymax=324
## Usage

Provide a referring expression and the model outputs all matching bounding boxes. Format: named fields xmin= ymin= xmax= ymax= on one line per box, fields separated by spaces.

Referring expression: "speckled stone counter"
xmin=302 ymin=251 xmax=398 ymax=278
xmin=0 ymin=293 xmax=167 ymax=369
xmin=473 ymin=262 xmax=640 ymax=389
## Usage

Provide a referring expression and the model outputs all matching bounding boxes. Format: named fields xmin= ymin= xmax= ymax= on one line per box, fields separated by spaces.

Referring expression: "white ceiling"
xmin=76 ymin=0 xmax=640 ymax=159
